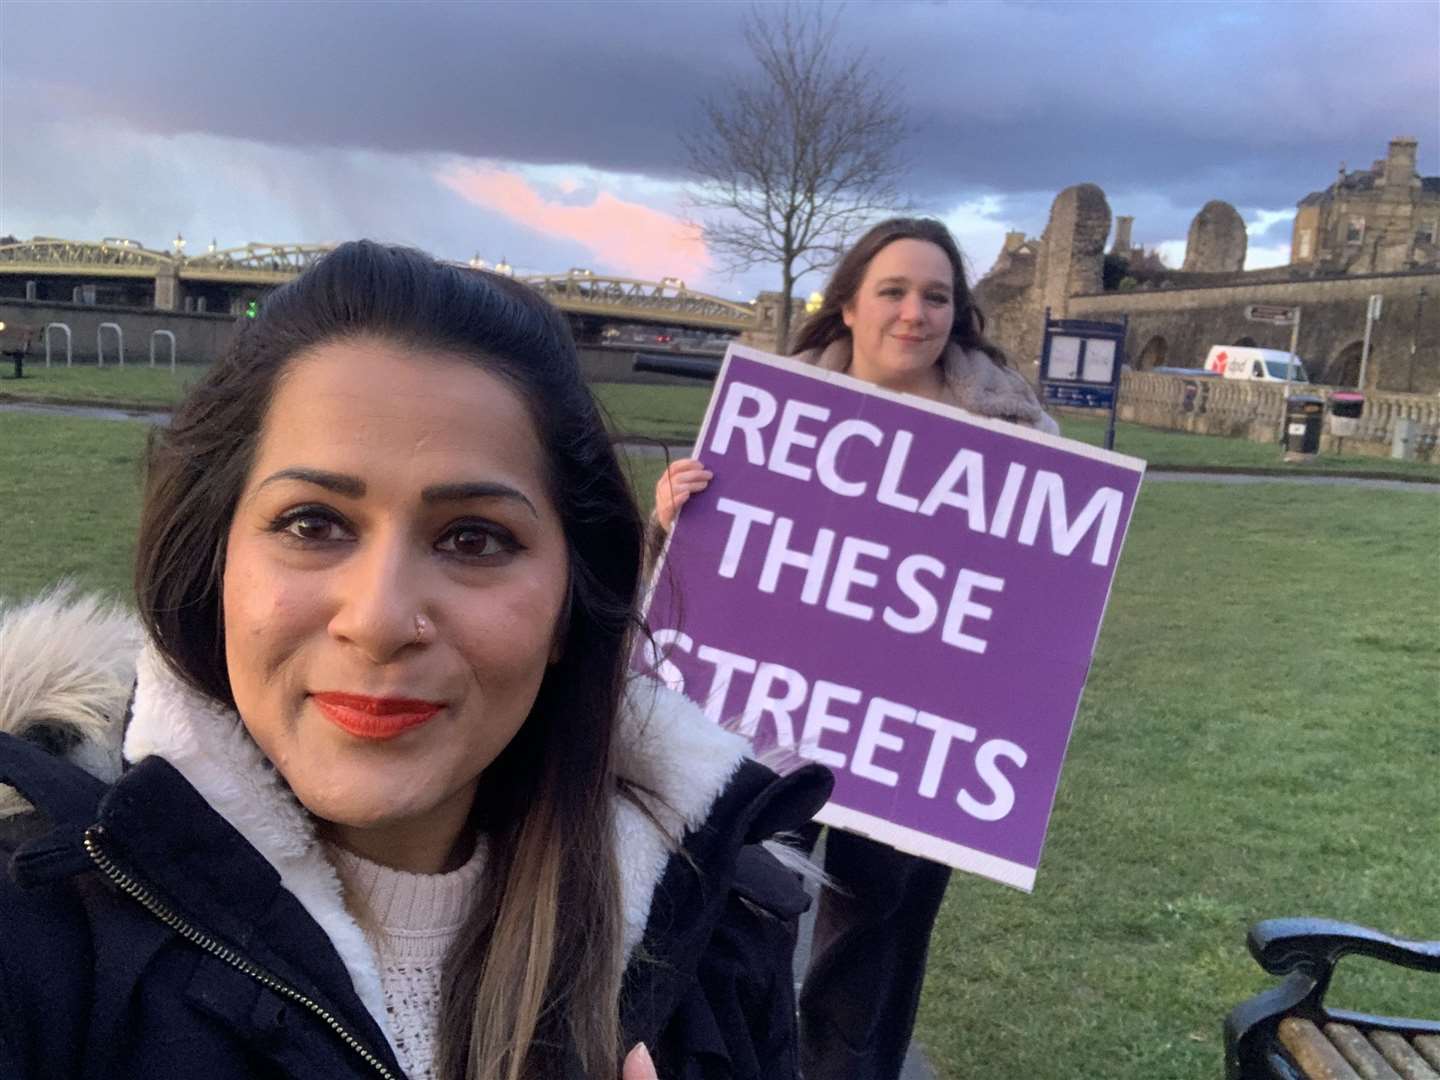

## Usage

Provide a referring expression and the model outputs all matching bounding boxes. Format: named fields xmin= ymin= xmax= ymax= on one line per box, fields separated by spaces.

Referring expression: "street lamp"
xmin=468 ymin=253 xmax=488 ymax=270
xmin=805 ymin=291 xmax=824 ymax=315
xmin=172 ymin=232 xmax=186 ymax=256
xmin=495 ymin=257 xmax=512 ymax=277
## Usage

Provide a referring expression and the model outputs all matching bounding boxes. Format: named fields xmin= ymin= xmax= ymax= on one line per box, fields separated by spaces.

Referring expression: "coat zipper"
xmin=82 ymin=825 xmax=400 ymax=1080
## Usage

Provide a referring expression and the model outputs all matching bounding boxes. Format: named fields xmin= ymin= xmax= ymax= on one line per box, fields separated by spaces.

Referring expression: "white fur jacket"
xmin=799 ymin=338 xmax=1062 ymax=435
xmin=0 ymin=587 xmax=830 ymax=1080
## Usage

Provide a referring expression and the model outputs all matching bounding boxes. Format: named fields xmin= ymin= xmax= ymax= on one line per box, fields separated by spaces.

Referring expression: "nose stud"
xmin=413 ymin=614 xmax=432 ymax=646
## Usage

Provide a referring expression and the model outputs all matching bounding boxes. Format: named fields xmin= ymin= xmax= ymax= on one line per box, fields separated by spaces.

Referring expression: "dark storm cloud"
xmin=2 ymin=0 xmax=1435 ymax=256
xmin=895 ymin=0 xmax=1438 ymax=209
xmin=1 ymin=1 xmax=730 ymax=176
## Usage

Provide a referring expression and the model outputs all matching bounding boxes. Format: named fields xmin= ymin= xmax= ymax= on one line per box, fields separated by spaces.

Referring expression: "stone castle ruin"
xmin=974 ymin=136 xmax=1440 ymax=396
xmin=1182 ymin=201 xmax=1247 ymax=273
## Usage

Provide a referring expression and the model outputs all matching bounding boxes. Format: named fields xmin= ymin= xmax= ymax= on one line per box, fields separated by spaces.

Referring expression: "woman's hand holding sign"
xmin=654 ymin=458 xmax=713 ymax=530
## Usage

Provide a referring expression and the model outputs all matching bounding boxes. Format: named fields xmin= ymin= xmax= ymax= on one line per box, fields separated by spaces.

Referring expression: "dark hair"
xmin=790 ymin=216 xmax=1007 ymax=365
xmin=135 ymin=240 xmax=640 ymax=1078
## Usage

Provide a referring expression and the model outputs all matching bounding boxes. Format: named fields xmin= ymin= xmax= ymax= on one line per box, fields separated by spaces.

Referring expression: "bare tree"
xmin=686 ymin=5 xmax=908 ymax=348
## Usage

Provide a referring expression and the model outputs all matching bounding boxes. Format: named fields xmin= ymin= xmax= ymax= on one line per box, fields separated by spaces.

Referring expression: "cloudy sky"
xmin=1 ymin=0 xmax=1435 ymax=300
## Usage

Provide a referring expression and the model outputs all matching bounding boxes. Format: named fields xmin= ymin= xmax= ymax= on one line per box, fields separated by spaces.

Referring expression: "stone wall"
xmin=1068 ymin=269 xmax=1440 ymax=393
xmin=984 ymin=184 xmax=1110 ymax=382
xmin=975 ymin=145 xmax=1438 ymax=391
xmin=972 ymin=237 xmax=1038 ymax=370
xmin=1116 ymin=370 xmax=1440 ymax=461
xmin=0 ymin=298 xmax=237 ymax=365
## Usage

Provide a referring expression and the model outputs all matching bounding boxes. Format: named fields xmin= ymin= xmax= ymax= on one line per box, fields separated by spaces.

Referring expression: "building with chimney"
xmin=1290 ymin=137 xmax=1439 ymax=273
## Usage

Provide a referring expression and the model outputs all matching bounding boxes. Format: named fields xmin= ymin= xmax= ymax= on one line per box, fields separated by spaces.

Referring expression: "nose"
xmin=899 ymin=291 xmax=925 ymax=323
xmin=327 ymin=530 xmax=429 ymax=663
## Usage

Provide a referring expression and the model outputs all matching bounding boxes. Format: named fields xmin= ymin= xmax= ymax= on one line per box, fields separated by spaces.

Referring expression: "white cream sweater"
xmin=327 ymin=844 xmax=488 ymax=1080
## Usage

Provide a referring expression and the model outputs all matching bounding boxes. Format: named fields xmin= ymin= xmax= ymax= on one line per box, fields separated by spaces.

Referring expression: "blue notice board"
xmin=1039 ymin=313 xmax=1128 ymax=449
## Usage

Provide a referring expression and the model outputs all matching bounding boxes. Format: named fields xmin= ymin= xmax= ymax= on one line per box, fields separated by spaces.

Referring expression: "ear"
xmin=841 ymin=301 xmax=856 ymax=330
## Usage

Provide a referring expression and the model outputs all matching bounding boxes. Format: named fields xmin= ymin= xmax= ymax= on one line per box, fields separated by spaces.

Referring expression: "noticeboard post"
xmin=1039 ymin=312 xmax=1128 ymax=450
xmin=1244 ymin=302 xmax=1305 ymax=440
xmin=638 ymin=345 xmax=1145 ymax=891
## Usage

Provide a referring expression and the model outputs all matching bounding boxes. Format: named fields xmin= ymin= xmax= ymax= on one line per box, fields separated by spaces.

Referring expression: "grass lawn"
xmin=0 ymin=414 xmax=150 ymax=598
xmin=5 ymin=368 xmax=1436 ymax=479
xmin=1060 ymin=413 xmax=1440 ymax=480
xmin=916 ymin=481 xmax=1440 ymax=1078
xmin=0 ymin=362 xmax=205 ymax=408
xmin=3 ymin=412 xmax=1437 ymax=1080
xmin=591 ymin=382 xmax=715 ymax=444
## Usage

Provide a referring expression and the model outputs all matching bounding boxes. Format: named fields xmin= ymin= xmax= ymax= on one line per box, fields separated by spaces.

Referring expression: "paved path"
xmin=1140 ymin=470 xmax=1438 ymax=492
xmin=1 ymin=400 xmax=171 ymax=424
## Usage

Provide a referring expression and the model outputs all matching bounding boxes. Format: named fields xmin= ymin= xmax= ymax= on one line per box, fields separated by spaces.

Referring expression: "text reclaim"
xmin=709 ymin=380 xmax=1124 ymax=567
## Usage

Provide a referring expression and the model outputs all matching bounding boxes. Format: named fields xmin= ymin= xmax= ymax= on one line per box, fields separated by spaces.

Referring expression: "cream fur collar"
xmin=123 ymin=644 xmax=750 ymax=1053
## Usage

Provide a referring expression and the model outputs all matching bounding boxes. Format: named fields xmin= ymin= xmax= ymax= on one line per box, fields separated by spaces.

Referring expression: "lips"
xmin=311 ymin=692 xmax=444 ymax=740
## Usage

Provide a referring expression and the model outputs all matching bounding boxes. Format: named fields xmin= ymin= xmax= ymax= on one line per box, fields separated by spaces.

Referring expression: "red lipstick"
xmin=311 ymin=692 xmax=443 ymax=740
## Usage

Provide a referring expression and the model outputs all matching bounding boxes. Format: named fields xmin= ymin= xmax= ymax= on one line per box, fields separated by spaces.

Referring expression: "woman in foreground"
xmin=653 ymin=218 xmax=1058 ymax=1080
xmin=0 ymin=241 xmax=829 ymax=1080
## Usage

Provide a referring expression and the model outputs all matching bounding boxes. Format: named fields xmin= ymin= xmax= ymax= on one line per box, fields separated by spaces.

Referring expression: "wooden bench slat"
xmin=1413 ymin=1036 xmax=1440 ymax=1072
xmin=1369 ymin=1031 xmax=1440 ymax=1080
xmin=1324 ymin=1023 xmax=1404 ymax=1080
xmin=1280 ymin=1017 xmax=1362 ymax=1079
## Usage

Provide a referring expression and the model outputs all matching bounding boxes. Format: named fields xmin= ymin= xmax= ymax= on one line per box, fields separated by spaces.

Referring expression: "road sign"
xmin=1245 ymin=303 xmax=1299 ymax=325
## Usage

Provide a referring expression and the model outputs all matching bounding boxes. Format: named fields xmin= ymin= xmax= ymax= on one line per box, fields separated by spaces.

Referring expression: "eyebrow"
xmin=256 ymin=470 xmax=538 ymax=517
xmin=876 ymin=276 xmax=952 ymax=292
xmin=257 ymin=467 xmax=365 ymax=497
xmin=422 ymin=481 xmax=537 ymax=518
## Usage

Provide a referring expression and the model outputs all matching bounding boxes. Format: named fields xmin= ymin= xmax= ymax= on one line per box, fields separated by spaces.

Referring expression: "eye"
xmin=436 ymin=521 xmax=518 ymax=561
xmin=879 ymin=286 xmax=905 ymax=299
xmin=271 ymin=506 xmax=352 ymax=544
xmin=926 ymin=292 xmax=952 ymax=306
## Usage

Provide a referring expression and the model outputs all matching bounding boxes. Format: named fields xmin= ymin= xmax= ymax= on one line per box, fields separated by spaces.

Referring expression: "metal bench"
xmin=1225 ymin=918 xmax=1440 ymax=1079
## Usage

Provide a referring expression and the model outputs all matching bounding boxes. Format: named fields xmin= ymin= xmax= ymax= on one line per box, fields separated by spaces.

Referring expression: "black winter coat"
xmin=0 ymin=732 xmax=831 ymax=1080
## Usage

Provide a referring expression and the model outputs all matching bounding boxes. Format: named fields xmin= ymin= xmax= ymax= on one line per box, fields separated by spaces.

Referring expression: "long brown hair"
xmin=135 ymin=241 xmax=642 ymax=1078
xmin=790 ymin=216 xmax=1007 ymax=365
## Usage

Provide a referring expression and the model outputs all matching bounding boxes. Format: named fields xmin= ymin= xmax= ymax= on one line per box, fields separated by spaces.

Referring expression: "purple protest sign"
xmin=639 ymin=345 xmax=1145 ymax=890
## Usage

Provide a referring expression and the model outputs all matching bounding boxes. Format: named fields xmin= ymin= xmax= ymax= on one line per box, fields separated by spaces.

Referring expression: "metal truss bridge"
xmin=0 ymin=239 xmax=758 ymax=332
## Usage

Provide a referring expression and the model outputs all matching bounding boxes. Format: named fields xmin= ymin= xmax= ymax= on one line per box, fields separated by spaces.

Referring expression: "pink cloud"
xmin=438 ymin=165 xmax=709 ymax=283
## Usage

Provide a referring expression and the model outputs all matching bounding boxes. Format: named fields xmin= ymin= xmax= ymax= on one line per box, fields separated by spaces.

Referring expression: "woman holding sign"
xmin=0 ymin=242 xmax=831 ymax=1080
xmin=653 ymin=217 xmax=1058 ymax=1080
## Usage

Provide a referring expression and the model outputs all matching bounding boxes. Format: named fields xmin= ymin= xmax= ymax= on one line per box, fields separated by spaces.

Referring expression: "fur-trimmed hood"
xmin=801 ymin=338 xmax=1062 ymax=435
xmin=0 ymin=586 xmax=764 ymax=1057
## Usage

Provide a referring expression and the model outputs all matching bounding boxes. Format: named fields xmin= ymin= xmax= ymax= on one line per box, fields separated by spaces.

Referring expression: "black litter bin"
xmin=1284 ymin=395 xmax=1324 ymax=458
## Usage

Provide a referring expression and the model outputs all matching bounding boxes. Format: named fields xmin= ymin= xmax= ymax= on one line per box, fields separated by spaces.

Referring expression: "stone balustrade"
xmin=1114 ymin=371 xmax=1439 ymax=461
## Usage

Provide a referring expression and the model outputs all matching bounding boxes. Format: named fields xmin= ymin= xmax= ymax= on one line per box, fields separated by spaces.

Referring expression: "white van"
xmin=1203 ymin=346 xmax=1310 ymax=383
